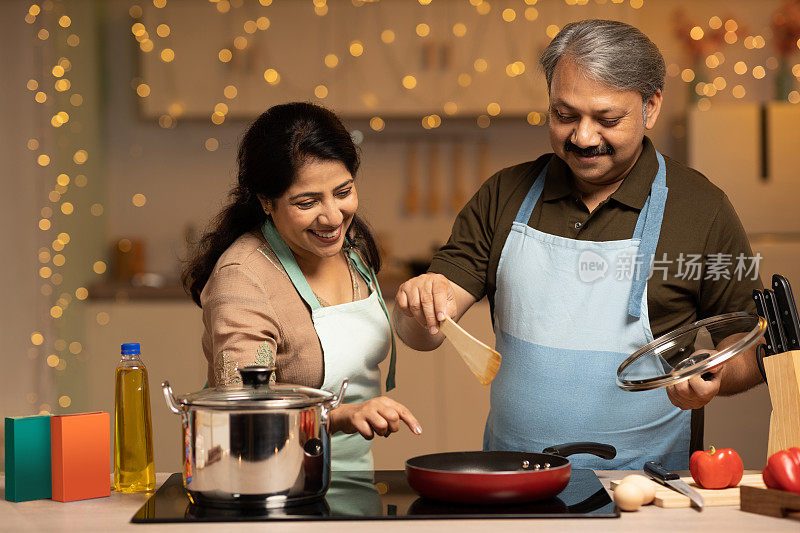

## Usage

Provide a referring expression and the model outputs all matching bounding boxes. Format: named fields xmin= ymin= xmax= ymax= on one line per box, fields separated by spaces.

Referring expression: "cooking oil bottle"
xmin=113 ymin=342 xmax=155 ymax=492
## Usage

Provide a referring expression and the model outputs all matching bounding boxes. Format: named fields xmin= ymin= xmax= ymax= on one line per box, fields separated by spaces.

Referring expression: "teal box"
xmin=5 ymin=415 xmax=52 ymax=502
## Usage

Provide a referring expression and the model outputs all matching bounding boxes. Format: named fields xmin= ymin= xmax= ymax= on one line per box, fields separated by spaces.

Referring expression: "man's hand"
xmin=666 ymin=363 xmax=723 ymax=410
xmin=329 ymin=397 xmax=422 ymax=440
xmin=396 ymin=273 xmax=460 ymax=335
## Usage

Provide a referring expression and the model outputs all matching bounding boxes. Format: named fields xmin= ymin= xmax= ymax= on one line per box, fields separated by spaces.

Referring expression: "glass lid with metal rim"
xmin=617 ymin=312 xmax=766 ymax=391
xmin=178 ymin=366 xmax=336 ymax=409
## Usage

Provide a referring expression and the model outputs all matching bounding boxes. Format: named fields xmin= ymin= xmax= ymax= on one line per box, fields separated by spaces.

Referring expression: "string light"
xmin=527 ymin=111 xmax=545 ymax=125
xmin=349 ymin=40 xmax=364 ymax=56
xmin=369 ymin=117 xmax=385 ymax=131
xmin=324 ymin=53 xmax=339 ymax=68
xmin=263 ymin=68 xmax=280 ymax=85
xmin=381 ymin=30 xmax=395 ymax=43
xmin=197 ymin=137 xmax=214 ymax=154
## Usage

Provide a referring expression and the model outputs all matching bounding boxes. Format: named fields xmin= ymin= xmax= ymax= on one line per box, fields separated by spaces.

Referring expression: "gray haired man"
xmin=393 ymin=19 xmax=763 ymax=469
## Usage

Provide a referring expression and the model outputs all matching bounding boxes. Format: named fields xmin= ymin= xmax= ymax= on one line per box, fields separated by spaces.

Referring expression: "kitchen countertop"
xmin=1 ymin=471 xmax=796 ymax=532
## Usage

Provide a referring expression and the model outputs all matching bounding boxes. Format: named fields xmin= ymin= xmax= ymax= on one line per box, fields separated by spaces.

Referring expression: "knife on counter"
xmin=772 ymin=274 xmax=800 ymax=352
xmin=644 ymin=461 xmax=705 ymax=510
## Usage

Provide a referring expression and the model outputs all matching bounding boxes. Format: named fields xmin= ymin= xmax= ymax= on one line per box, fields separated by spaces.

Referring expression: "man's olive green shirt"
xmin=429 ymin=137 xmax=762 ymax=453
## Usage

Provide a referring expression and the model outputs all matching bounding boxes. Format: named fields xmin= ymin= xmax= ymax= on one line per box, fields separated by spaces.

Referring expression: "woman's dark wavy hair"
xmin=182 ymin=102 xmax=381 ymax=307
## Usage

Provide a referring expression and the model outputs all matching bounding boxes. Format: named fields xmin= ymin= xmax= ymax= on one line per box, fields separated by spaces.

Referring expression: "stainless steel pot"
xmin=161 ymin=366 xmax=347 ymax=508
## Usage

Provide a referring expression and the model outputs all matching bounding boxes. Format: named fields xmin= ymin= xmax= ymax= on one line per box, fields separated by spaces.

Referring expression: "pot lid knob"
xmin=239 ymin=365 xmax=275 ymax=388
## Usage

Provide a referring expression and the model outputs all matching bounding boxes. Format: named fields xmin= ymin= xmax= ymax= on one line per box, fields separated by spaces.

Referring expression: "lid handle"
xmin=239 ymin=366 xmax=275 ymax=388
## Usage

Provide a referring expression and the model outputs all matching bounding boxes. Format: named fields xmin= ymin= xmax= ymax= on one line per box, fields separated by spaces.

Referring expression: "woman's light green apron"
xmin=261 ymin=220 xmax=396 ymax=471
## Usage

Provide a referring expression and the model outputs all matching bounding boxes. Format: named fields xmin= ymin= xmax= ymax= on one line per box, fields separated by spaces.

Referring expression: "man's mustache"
xmin=564 ymin=139 xmax=615 ymax=157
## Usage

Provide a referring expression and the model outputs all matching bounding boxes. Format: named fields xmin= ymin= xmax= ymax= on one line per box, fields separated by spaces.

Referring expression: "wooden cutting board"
xmin=610 ymin=474 xmax=766 ymax=508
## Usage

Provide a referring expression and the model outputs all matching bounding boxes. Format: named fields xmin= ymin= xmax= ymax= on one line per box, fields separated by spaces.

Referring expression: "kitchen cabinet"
xmin=688 ymin=102 xmax=800 ymax=234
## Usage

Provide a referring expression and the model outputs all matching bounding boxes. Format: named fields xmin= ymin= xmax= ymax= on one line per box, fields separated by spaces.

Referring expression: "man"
xmin=393 ymin=19 xmax=763 ymax=470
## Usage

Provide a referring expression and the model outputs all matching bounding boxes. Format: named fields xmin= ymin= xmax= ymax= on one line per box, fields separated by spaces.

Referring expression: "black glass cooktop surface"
xmin=131 ymin=469 xmax=618 ymax=522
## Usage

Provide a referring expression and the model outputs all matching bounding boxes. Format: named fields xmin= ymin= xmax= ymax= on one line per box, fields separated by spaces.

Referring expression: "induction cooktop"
xmin=131 ymin=469 xmax=619 ymax=522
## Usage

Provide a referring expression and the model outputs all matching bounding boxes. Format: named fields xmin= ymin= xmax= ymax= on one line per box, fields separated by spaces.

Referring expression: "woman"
xmin=183 ymin=102 xmax=421 ymax=471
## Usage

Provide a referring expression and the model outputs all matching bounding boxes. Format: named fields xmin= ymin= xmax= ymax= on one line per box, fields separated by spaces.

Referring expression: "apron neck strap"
xmin=261 ymin=219 xmax=322 ymax=311
xmin=627 ymin=150 xmax=668 ymax=318
xmin=514 ymin=162 xmax=548 ymax=224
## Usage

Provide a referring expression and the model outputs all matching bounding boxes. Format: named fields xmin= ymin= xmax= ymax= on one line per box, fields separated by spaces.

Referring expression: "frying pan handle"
xmin=542 ymin=442 xmax=617 ymax=460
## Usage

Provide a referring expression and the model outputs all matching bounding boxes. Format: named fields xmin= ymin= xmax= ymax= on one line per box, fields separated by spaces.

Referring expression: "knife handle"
xmin=753 ymin=289 xmax=775 ymax=355
xmin=772 ymin=274 xmax=800 ymax=351
xmin=764 ymin=289 xmax=788 ymax=353
xmin=644 ymin=461 xmax=679 ymax=481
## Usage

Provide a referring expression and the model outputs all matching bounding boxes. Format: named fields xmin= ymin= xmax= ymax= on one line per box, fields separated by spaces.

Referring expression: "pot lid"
xmin=617 ymin=312 xmax=766 ymax=391
xmin=178 ymin=366 xmax=335 ymax=409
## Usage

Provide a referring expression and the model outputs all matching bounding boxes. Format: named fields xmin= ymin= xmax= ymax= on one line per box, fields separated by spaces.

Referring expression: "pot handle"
xmin=329 ymin=378 xmax=348 ymax=410
xmin=542 ymin=442 xmax=617 ymax=460
xmin=162 ymin=381 xmax=182 ymax=415
xmin=321 ymin=379 xmax=348 ymax=429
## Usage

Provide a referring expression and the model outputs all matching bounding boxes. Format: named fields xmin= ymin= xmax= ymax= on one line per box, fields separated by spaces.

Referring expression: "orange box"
xmin=51 ymin=412 xmax=111 ymax=502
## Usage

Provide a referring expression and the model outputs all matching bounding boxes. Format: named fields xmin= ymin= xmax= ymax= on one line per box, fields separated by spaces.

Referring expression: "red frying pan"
xmin=405 ymin=442 xmax=616 ymax=505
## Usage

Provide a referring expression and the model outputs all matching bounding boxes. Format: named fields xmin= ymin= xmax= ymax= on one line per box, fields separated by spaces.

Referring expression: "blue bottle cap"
xmin=121 ymin=342 xmax=141 ymax=355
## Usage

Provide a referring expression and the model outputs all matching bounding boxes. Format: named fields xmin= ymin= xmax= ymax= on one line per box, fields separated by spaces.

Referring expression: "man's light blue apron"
xmin=261 ymin=220 xmax=396 ymax=471
xmin=486 ymin=152 xmax=691 ymax=470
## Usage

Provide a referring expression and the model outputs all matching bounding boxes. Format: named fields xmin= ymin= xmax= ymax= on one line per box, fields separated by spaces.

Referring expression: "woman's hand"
xmin=329 ymin=396 xmax=422 ymax=440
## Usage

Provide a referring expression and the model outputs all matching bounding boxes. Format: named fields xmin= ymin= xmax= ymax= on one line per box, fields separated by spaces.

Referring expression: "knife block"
xmin=763 ymin=350 xmax=800 ymax=457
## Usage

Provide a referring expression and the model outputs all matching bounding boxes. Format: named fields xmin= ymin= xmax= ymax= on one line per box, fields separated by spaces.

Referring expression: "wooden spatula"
xmin=439 ymin=316 xmax=501 ymax=386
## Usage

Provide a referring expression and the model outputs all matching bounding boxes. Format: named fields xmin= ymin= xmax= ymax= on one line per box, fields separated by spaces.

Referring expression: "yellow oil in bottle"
xmin=113 ymin=343 xmax=155 ymax=492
